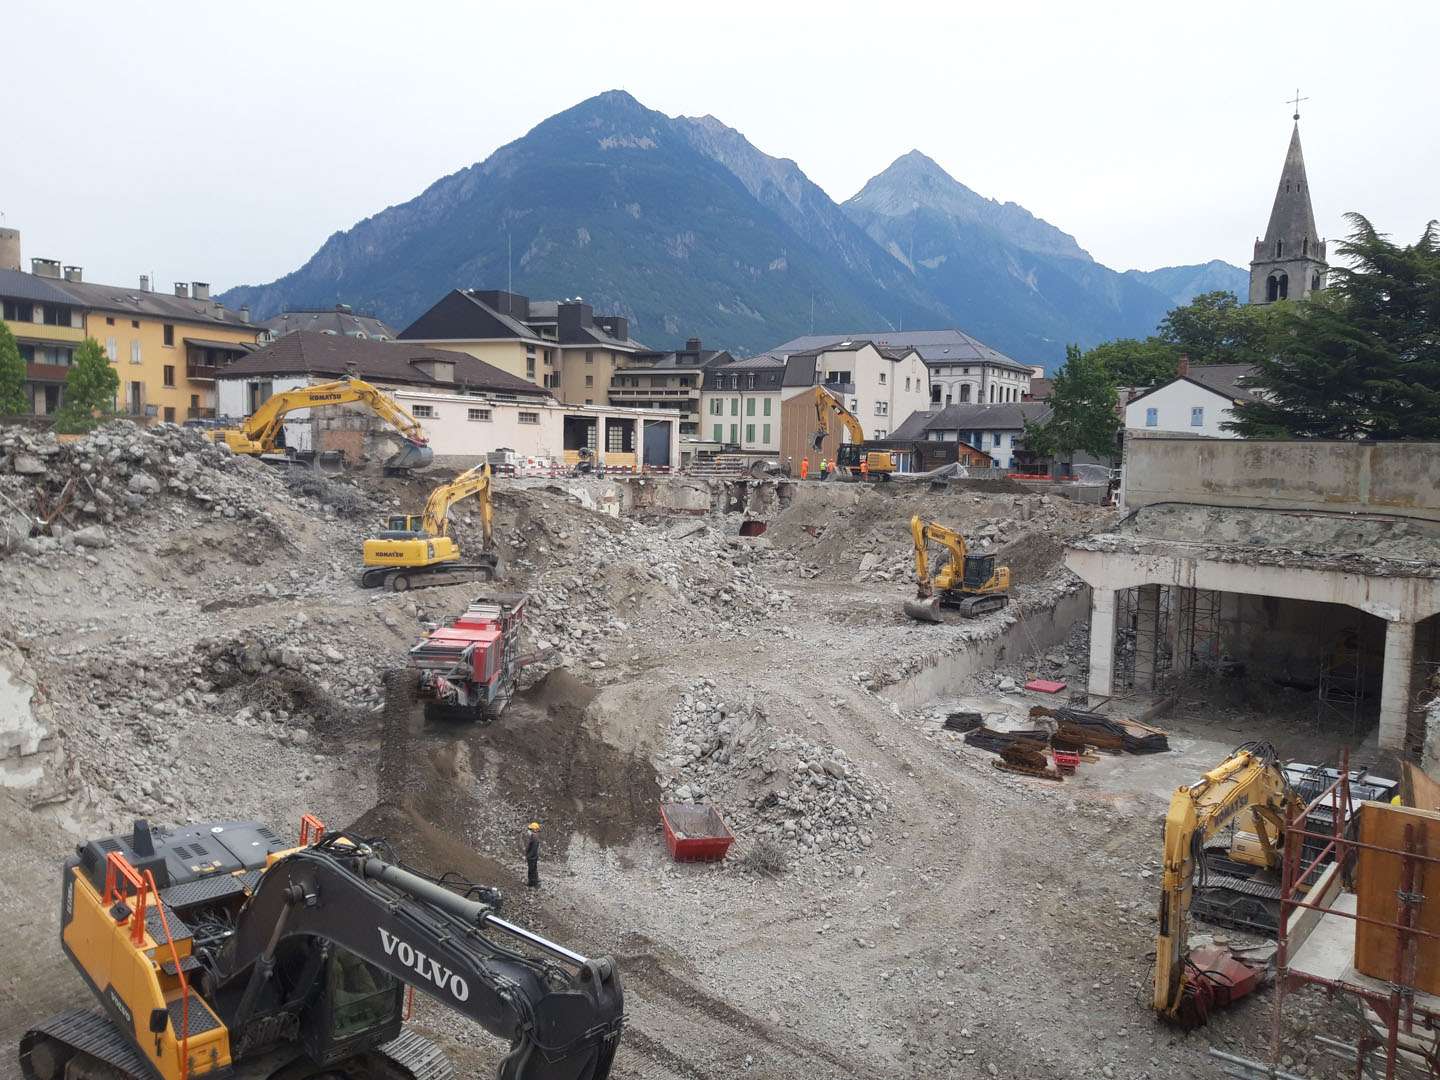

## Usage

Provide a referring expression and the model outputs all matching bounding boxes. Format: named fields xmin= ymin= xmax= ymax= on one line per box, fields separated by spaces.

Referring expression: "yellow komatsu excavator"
xmin=903 ymin=515 xmax=1010 ymax=622
xmin=360 ymin=463 xmax=497 ymax=591
xmin=809 ymin=386 xmax=896 ymax=479
xmin=1154 ymin=743 xmax=1305 ymax=1027
xmin=210 ymin=377 xmax=433 ymax=473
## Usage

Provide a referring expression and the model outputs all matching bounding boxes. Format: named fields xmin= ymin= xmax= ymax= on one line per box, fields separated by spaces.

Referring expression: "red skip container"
xmin=659 ymin=803 xmax=735 ymax=862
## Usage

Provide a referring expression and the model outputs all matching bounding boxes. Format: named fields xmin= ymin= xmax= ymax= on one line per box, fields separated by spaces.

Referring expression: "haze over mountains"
xmin=221 ymin=91 xmax=1245 ymax=365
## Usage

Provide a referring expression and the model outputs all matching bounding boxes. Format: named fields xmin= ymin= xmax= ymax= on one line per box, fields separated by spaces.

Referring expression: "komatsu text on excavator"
xmin=361 ymin=463 xmax=498 ymax=591
xmin=1153 ymin=743 xmax=1303 ymax=1027
xmin=21 ymin=814 xmax=623 ymax=1080
xmin=210 ymin=377 xmax=433 ymax=474
xmin=903 ymin=515 xmax=1010 ymax=622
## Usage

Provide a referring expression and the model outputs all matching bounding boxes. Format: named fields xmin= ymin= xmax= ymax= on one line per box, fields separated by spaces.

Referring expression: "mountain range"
xmin=220 ymin=91 xmax=1246 ymax=366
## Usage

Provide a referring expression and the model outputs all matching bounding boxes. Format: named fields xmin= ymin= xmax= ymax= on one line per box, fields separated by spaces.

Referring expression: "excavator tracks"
xmin=20 ymin=1009 xmax=455 ymax=1080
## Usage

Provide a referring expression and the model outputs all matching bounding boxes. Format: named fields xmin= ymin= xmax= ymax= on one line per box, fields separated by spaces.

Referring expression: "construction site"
xmin=2 ymin=418 xmax=1439 ymax=1080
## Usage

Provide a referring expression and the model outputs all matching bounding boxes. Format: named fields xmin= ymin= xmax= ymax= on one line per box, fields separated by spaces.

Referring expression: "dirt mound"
xmin=347 ymin=800 xmax=519 ymax=891
xmin=520 ymin=667 xmax=598 ymax=710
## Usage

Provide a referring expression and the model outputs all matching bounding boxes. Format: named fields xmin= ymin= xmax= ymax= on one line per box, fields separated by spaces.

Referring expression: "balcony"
xmin=187 ymin=364 xmax=220 ymax=382
xmin=607 ymin=385 xmax=698 ymax=399
xmin=16 ymin=323 xmax=86 ymax=345
xmin=187 ymin=406 xmax=217 ymax=420
xmin=25 ymin=362 xmax=70 ymax=384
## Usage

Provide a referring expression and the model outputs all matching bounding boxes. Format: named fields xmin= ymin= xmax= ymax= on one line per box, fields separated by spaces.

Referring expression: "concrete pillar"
xmin=1088 ymin=588 xmax=1117 ymax=699
xmin=1135 ymin=584 xmax=1162 ymax=691
xmin=1379 ymin=619 xmax=1416 ymax=751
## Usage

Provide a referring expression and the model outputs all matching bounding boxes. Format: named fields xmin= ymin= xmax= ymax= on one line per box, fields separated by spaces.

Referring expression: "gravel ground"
xmin=0 ymin=425 xmax=1372 ymax=1080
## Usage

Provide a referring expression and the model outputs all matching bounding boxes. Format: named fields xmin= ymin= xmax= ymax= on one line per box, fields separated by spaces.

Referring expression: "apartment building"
xmin=0 ymin=248 xmax=258 ymax=420
xmin=778 ymin=340 xmax=930 ymax=438
xmin=699 ymin=354 xmax=785 ymax=452
xmin=397 ymin=289 xmax=646 ymax=404
xmin=612 ymin=338 xmax=732 ymax=437
xmin=774 ymin=328 xmax=1031 ymax=406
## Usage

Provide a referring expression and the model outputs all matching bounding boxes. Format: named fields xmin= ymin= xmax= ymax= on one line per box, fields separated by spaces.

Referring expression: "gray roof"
xmin=916 ymin=401 xmax=1053 ymax=433
xmin=773 ymin=329 xmax=1029 ymax=372
xmin=263 ymin=308 xmax=396 ymax=341
xmin=889 ymin=409 xmax=940 ymax=441
xmin=1128 ymin=365 xmax=1261 ymax=406
xmin=722 ymin=353 xmax=787 ymax=370
xmin=55 ymin=278 xmax=257 ymax=330
xmin=0 ymin=268 xmax=81 ymax=306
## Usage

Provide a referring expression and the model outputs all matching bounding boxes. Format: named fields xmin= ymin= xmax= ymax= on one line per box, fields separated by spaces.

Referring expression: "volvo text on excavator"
xmin=20 ymin=815 xmax=623 ymax=1080
xmin=361 ymin=464 xmax=498 ymax=591
xmin=808 ymin=386 xmax=895 ymax=480
xmin=1153 ymin=743 xmax=1304 ymax=1027
xmin=210 ymin=377 xmax=433 ymax=474
xmin=903 ymin=515 xmax=1010 ymax=622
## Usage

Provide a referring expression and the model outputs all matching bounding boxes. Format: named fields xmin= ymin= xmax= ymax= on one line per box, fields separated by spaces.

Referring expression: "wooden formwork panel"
xmin=1354 ymin=801 xmax=1440 ymax=994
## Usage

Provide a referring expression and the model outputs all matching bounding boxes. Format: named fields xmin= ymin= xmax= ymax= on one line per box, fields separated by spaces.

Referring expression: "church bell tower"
xmin=1249 ymin=96 xmax=1328 ymax=304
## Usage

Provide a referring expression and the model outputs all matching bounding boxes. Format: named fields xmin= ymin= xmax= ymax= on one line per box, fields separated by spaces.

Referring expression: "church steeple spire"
xmin=1249 ymin=105 xmax=1328 ymax=304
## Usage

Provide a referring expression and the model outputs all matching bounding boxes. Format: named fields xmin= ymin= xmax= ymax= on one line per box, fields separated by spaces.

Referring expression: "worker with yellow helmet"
xmin=525 ymin=822 xmax=541 ymax=888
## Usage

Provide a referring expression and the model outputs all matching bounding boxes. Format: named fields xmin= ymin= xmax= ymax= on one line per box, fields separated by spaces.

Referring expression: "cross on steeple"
xmin=1287 ymin=88 xmax=1309 ymax=121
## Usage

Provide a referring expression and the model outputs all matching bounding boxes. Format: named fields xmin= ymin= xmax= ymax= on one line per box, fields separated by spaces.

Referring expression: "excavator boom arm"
xmin=811 ymin=386 xmax=865 ymax=450
xmin=910 ymin=515 xmax=967 ymax=595
xmin=420 ymin=464 xmax=493 ymax=549
xmin=1153 ymin=748 xmax=1302 ymax=1019
xmin=217 ymin=843 xmax=622 ymax=1080
xmin=239 ymin=378 xmax=429 ymax=453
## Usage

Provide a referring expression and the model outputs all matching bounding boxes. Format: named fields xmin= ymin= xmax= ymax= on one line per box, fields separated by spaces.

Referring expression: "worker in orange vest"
xmin=799 ymin=457 xmax=810 ymax=480
xmin=860 ymin=456 xmax=870 ymax=481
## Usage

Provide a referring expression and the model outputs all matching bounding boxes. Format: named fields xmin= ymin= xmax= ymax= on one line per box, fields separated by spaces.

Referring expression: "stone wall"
xmin=1124 ymin=436 xmax=1440 ymax=522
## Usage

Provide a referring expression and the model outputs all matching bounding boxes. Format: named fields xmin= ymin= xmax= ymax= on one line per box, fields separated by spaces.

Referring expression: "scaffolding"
xmin=1317 ymin=624 xmax=1368 ymax=732
xmin=1112 ymin=585 xmax=1173 ymax=694
xmin=1270 ymin=758 xmax=1440 ymax=1079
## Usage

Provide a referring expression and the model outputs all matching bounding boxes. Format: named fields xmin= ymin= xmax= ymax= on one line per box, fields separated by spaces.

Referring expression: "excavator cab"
xmin=301 ymin=948 xmax=404 ymax=1065
xmin=963 ymin=554 xmax=997 ymax=590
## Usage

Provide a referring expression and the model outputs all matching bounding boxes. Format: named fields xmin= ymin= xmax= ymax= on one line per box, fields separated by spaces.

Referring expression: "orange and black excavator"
xmin=21 ymin=815 xmax=622 ymax=1080
xmin=809 ymin=386 xmax=896 ymax=479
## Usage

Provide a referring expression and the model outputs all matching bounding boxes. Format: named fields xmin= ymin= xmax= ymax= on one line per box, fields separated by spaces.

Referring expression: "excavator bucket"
xmin=903 ymin=596 xmax=944 ymax=623
xmin=811 ymin=429 xmax=826 ymax=451
xmin=385 ymin=442 xmax=434 ymax=473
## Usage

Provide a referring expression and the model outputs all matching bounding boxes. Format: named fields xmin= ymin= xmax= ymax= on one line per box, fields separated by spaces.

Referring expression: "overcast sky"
xmin=7 ymin=1 xmax=1437 ymax=295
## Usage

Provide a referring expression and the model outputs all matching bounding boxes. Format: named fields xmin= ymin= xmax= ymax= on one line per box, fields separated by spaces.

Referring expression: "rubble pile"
xmin=658 ymin=679 xmax=891 ymax=864
xmin=0 ymin=421 xmax=374 ymax=559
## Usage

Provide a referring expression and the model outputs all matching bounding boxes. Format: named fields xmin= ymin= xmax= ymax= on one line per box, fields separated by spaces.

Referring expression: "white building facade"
xmin=1123 ymin=365 xmax=1258 ymax=440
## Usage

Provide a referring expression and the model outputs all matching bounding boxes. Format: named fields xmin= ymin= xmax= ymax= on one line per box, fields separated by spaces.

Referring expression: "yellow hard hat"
xmin=528 ymin=821 xmax=541 ymax=831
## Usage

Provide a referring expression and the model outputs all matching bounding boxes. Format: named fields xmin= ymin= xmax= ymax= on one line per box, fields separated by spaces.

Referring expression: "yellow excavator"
xmin=809 ymin=386 xmax=896 ymax=480
xmin=210 ymin=377 xmax=432 ymax=473
xmin=1154 ymin=743 xmax=1304 ymax=1027
xmin=360 ymin=463 xmax=498 ymax=591
xmin=903 ymin=515 xmax=1010 ymax=621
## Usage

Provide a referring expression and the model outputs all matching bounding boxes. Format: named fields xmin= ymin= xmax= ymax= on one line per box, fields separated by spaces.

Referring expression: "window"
xmin=468 ymin=408 xmax=492 ymax=422
xmin=544 ymin=348 xmax=553 ymax=365
xmin=746 ymin=398 xmax=755 ymax=416
xmin=730 ymin=398 xmax=738 ymax=416
xmin=105 ymin=337 xmax=117 ymax=361
xmin=713 ymin=423 xmax=723 ymax=442
xmin=879 ymin=372 xmax=886 ymax=385
xmin=747 ymin=373 xmax=755 ymax=389
xmin=745 ymin=424 xmax=755 ymax=442
xmin=105 ymin=316 xmax=114 ymax=326
xmin=131 ymin=319 xmax=140 ymax=329
xmin=875 ymin=401 xmax=888 ymax=416
xmin=1 ymin=299 xmax=33 ymax=322
xmin=960 ymin=384 xmax=972 ymax=402
xmin=130 ymin=340 xmax=142 ymax=365
xmin=163 ymin=324 xmax=174 ymax=347
xmin=585 ymin=398 xmax=593 ymax=405
xmin=526 ymin=357 xmax=536 ymax=378
xmin=709 ymin=398 xmax=723 ymax=416
xmin=163 ymin=365 xmax=175 ymax=387
xmin=729 ymin=374 xmax=738 ymax=390
xmin=1312 ymin=271 xmax=1322 ymax=291
xmin=411 ymin=404 xmax=435 ymax=418
xmin=874 ymin=429 xmax=886 ymax=439
xmin=905 ymin=377 xmax=911 ymax=391
xmin=762 ymin=424 xmax=770 ymax=443
xmin=729 ymin=424 xmax=737 ymax=443
xmin=585 ymin=350 xmax=594 ymax=364
xmin=763 ymin=398 xmax=771 ymax=416
xmin=1191 ymin=406 xmax=1204 ymax=427
xmin=1275 ymin=239 xmax=1283 ymax=258
xmin=163 ymin=406 xmax=175 ymax=422
xmin=1145 ymin=407 xmax=1157 ymax=427
xmin=1267 ymin=272 xmax=1289 ymax=302
xmin=585 ymin=375 xmax=594 ymax=387
xmin=41 ymin=304 xmax=72 ymax=327
xmin=526 ymin=343 xmax=536 ymax=355
xmin=1303 ymin=237 xmax=1309 ymax=256
xmin=518 ymin=411 xmax=540 ymax=425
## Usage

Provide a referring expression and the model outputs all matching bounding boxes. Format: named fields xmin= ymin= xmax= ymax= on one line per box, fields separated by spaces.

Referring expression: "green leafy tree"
xmin=1227 ymin=214 xmax=1440 ymax=439
xmin=1085 ymin=337 xmax=1179 ymax=388
xmin=1156 ymin=289 xmax=1280 ymax=365
xmin=1024 ymin=344 xmax=1119 ymax=462
xmin=0 ymin=321 xmax=26 ymax=415
xmin=56 ymin=338 xmax=119 ymax=433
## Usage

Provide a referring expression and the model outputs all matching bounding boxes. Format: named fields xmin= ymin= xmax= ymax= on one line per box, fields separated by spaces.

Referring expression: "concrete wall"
xmin=1124 ymin=437 xmax=1440 ymax=523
